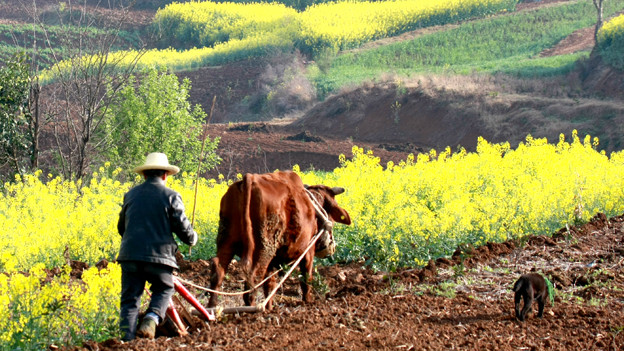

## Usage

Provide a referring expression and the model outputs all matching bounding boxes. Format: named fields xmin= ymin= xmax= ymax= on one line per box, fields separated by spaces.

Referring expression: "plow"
xmin=158 ymin=222 xmax=328 ymax=337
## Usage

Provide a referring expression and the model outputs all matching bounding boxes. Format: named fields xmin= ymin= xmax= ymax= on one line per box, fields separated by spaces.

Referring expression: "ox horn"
xmin=332 ymin=187 xmax=345 ymax=195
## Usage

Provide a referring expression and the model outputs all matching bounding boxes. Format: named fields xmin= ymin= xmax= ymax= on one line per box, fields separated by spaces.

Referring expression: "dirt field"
xmin=73 ymin=212 xmax=624 ymax=351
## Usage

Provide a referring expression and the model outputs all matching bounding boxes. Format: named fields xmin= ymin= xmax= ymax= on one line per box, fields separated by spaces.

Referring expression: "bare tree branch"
xmin=21 ymin=0 xmax=145 ymax=179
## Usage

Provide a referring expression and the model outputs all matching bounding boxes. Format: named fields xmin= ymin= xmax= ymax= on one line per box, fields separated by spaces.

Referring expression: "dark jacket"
xmin=117 ymin=176 xmax=196 ymax=268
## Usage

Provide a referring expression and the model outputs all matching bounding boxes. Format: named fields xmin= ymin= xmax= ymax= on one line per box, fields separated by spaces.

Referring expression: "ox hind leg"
xmin=242 ymin=280 xmax=256 ymax=307
xmin=243 ymin=266 xmax=270 ymax=307
xmin=261 ymin=264 xmax=279 ymax=311
xmin=241 ymin=248 xmax=259 ymax=307
xmin=246 ymin=230 xmax=279 ymax=308
xmin=244 ymin=250 xmax=274 ymax=308
xmin=235 ymin=234 xmax=256 ymax=306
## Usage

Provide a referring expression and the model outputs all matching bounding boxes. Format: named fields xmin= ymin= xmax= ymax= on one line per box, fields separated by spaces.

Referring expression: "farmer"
xmin=117 ymin=152 xmax=198 ymax=341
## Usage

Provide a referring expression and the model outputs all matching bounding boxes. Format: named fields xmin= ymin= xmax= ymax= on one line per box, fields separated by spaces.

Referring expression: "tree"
xmin=593 ymin=0 xmax=605 ymax=43
xmin=19 ymin=0 xmax=147 ymax=180
xmin=102 ymin=66 xmax=220 ymax=179
xmin=0 ymin=52 xmax=40 ymax=177
xmin=10 ymin=0 xmax=219 ymax=180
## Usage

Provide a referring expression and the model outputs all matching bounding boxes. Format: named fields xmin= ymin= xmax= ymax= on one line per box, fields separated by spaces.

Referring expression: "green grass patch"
xmin=481 ymin=52 xmax=590 ymax=77
xmin=310 ymin=0 xmax=624 ymax=98
xmin=0 ymin=23 xmax=142 ymax=69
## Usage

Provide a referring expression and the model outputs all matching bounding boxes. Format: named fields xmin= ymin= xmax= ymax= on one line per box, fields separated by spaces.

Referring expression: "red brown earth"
xmin=70 ymin=212 xmax=624 ymax=351
xmin=203 ymin=121 xmax=416 ymax=180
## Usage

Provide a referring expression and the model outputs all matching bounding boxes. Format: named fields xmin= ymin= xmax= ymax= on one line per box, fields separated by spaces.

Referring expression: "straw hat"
xmin=133 ymin=152 xmax=180 ymax=175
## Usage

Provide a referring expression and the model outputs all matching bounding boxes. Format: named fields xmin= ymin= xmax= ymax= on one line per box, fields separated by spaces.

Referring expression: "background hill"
xmin=1 ymin=0 xmax=623 ymax=176
xmin=175 ymin=0 xmax=624 ymax=176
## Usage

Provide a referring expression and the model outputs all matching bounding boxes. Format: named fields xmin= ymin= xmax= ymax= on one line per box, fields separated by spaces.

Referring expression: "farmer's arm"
xmin=117 ymin=202 xmax=126 ymax=236
xmin=170 ymin=193 xmax=198 ymax=246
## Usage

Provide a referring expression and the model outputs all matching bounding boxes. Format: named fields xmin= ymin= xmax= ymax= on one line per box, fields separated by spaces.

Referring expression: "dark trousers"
xmin=119 ymin=261 xmax=175 ymax=341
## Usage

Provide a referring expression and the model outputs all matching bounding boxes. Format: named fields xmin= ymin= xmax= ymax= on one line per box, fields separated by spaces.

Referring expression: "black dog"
xmin=513 ymin=273 xmax=547 ymax=321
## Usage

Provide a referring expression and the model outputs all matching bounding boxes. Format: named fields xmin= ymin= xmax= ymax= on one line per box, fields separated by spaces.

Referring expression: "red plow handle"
xmin=173 ymin=277 xmax=216 ymax=321
xmin=165 ymin=298 xmax=189 ymax=336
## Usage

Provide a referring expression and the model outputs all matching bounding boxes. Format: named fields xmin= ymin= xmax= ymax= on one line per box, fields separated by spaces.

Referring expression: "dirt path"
xmin=203 ymin=122 xmax=415 ymax=179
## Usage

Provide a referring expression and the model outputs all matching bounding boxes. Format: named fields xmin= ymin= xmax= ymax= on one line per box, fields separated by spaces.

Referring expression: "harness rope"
xmin=177 ymin=189 xmax=332 ymax=307
xmin=305 ymin=188 xmax=332 ymax=230
xmin=176 ymin=266 xmax=284 ymax=296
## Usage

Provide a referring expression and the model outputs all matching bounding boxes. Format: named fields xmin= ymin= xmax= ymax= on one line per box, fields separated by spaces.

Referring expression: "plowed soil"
xmin=75 ymin=213 xmax=624 ymax=351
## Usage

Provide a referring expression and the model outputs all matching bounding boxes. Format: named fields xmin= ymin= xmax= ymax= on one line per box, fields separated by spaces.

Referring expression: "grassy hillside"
xmin=310 ymin=0 xmax=624 ymax=97
xmin=0 ymin=22 xmax=142 ymax=69
xmin=38 ymin=0 xmax=517 ymax=82
xmin=597 ymin=13 xmax=624 ymax=69
xmin=10 ymin=0 xmax=622 ymax=99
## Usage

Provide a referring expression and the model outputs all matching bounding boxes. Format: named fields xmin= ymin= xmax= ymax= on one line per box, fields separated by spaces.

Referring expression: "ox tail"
xmin=241 ymin=174 xmax=255 ymax=274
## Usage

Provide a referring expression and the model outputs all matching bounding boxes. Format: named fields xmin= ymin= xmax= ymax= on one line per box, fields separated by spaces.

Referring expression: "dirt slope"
xmin=203 ymin=121 xmax=415 ymax=179
xmin=290 ymin=74 xmax=624 ymax=153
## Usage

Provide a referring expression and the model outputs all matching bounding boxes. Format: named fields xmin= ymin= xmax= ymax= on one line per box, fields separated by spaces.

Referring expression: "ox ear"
xmin=331 ymin=187 xmax=345 ymax=195
xmin=329 ymin=205 xmax=351 ymax=225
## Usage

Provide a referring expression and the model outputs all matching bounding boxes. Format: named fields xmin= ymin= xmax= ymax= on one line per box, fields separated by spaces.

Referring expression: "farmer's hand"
xmin=189 ymin=230 xmax=198 ymax=246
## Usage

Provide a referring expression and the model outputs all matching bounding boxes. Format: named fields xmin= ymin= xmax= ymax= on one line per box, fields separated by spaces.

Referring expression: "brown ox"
xmin=208 ymin=171 xmax=351 ymax=310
